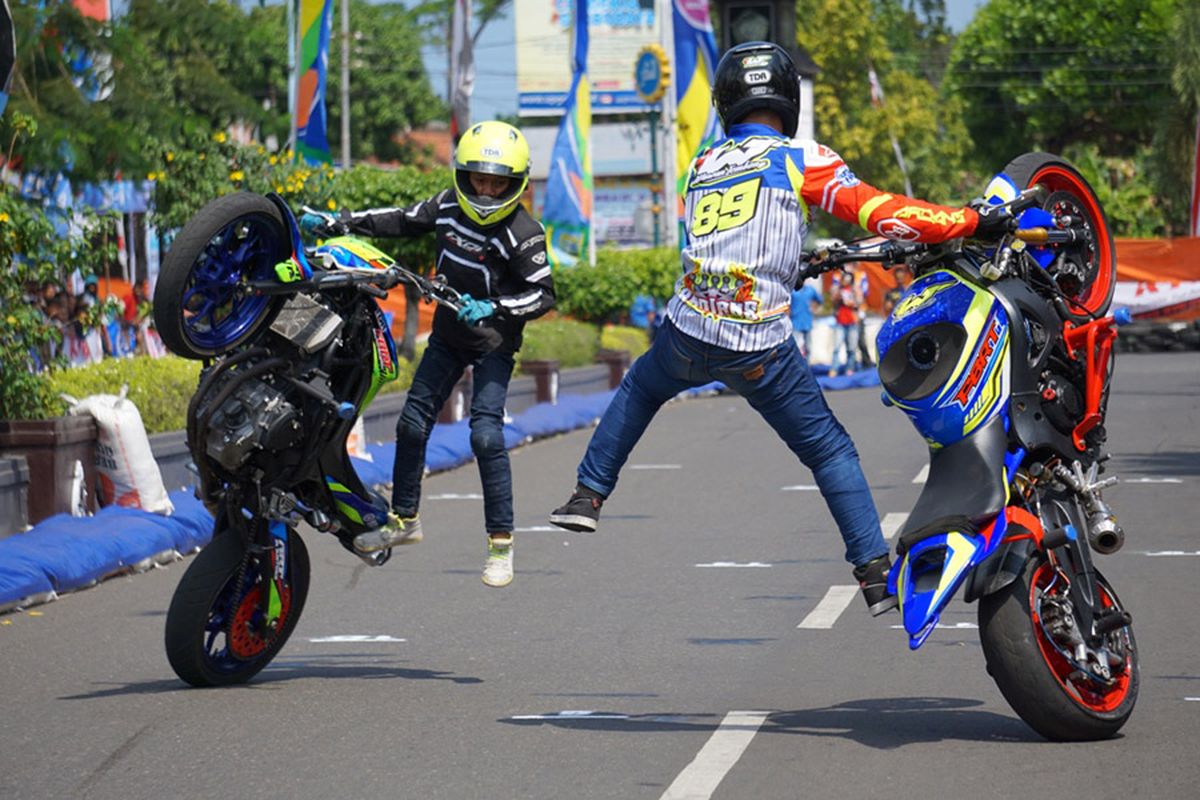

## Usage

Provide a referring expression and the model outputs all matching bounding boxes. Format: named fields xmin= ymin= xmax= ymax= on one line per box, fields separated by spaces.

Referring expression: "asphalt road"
xmin=1 ymin=352 xmax=1197 ymax=800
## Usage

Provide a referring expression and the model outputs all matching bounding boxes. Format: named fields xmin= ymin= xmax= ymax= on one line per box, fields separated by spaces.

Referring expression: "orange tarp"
xmin=1112 ymin=238 xmax=1200 ymax=283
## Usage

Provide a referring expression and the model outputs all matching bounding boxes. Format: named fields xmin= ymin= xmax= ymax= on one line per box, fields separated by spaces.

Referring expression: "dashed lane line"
xmin=660 ymin=710 xmax=770 ymax=800
xmin=797 ymin=585 xmax=858 ymax=629
xmin=912 ymin=464 xmax=929 ymax=484
xmin=881 ymin=512 xmax=908 ymax=541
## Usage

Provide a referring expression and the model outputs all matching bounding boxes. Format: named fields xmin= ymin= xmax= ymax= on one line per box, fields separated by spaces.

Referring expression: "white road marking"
xmin=695 ymin=562 xmax=772 ymax=568
xmin=1124 ymin=477 xmax=1183 ymax=484
xmin=1143 ymin=551 xmax=1200 ymax=557
xmin=660 ymin=710 xmax=770 ymax=800
xmin=797 ymin=585 xmax=858 ymax=629
xmin=913 ymin=464 xmax=929 ymax=484
xmin=881 ymin=512 xmax=908 ymax=540
xmin=307 ymin=635 xmax=406 ymax=643
xmin=514 ymin=525 xmax=558 ymax=532
xmin=890 ymin=622 xmax=978 ymax=630
xmin=1185 ymin=697 xmax=1200 ymax=702
xmin=781 ymin=484 xmax=819 ymax=491
xmin=427 ymin=493 xmax=484 ymax=500
xmin=630 ymin=464 xmax=682 ymax=470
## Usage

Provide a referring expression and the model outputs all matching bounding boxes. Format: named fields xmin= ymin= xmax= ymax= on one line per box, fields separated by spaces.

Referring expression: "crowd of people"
xmin=26 ymin=275 xmax=158 ymax=369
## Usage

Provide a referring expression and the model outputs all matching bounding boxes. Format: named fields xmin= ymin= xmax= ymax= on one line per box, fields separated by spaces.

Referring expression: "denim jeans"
xmin=578 ymin=319 xmax=887 ymax=567
xmin=832 ymin=322 xmax=860 ymax=375
xmin=392 ymin=335 xmax=515 ymax=533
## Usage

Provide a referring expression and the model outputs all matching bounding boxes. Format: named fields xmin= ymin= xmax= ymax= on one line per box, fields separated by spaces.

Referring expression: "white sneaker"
xmin=353 ymin=512 xmax=423 ymax=554
xmin=482 ymin=534 xmax=514 ymax=587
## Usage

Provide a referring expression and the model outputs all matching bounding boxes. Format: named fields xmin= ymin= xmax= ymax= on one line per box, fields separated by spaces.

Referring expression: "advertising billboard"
xmin=516 ymin=0 xmax=661 ymax=114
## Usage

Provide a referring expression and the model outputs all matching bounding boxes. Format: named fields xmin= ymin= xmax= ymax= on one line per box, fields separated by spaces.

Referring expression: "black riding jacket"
xmin=346 ymin=189 xmax=554 ymax=354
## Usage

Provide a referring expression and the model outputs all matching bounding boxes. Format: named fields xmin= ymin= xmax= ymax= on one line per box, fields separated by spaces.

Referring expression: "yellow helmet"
xmin=453 ymin=121 xmax=531 ymax=226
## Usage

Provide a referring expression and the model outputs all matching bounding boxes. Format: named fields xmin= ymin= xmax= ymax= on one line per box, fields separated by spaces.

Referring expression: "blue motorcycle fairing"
xmin=876 ymin=269 xmax=1011 ymax=447
xmin=890 ymin=511 xmax=1009 ymax=649
xmin=266 ymin=193 xmax=316 ymax=280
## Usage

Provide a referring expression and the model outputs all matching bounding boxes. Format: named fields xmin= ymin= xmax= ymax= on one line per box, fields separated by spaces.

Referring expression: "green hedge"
xmin=552 ymin=247 xmax=679 ymax=324
xmin=47 ymin=356 xmax=202 ymax=434
xmin=48 ymin=321 xmax=646 ymax=433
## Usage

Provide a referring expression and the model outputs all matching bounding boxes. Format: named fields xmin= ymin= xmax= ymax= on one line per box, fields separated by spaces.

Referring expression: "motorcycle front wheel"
xmin=164 ymin=527 xmax=310 ymax=687
xmin=978 ymin=554 xmax=1138 ymax=740
xmin=1003 ymin=152 xmax=1116 ymax=317
xmin=153 ymin=192 xmax=289 ymax=360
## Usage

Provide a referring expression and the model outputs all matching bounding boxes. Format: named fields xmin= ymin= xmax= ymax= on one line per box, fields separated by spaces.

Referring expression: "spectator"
xmin=790 ymin=278 xmax=821 ymax=357
xmin=831 ymin=267 xmax=863 ymax=376
xmin=882 ymin=265 xmax=913 ymax=317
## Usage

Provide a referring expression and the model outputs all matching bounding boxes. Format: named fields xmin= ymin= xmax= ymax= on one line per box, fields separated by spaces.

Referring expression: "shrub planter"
xmin=0 ymin=416 xmax=99 ymax=525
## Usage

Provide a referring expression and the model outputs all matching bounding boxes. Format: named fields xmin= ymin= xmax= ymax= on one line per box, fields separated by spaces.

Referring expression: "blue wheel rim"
xmin=182 ymin=215 xmax=285 ymax=352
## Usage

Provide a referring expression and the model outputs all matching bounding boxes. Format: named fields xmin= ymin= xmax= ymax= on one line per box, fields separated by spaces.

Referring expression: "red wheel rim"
xmin=1029 ymin=563 xmax=1132 ymax=713
xmin=229 ymin=581 xmax=292 ymax=659
xmin=1028 ymin=165 xmax=1114 ymax=316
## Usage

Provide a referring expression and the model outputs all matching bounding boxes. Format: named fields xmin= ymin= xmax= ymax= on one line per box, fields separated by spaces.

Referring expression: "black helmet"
xmin=712 ymin=41 xmax=801 ymax=137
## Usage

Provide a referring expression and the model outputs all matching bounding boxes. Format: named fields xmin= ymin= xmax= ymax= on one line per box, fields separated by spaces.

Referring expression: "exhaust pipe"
xmin=1087 ymin=501 xmax=1125 ymax=554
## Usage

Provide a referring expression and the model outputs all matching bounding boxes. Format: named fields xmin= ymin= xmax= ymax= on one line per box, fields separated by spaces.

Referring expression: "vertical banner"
xmin=1191 ymin=110 xmax=1200 ymax=238
xmin=295 ymin=0 xmax=333 ymax=164
xmin=542 ymin=0 xmax=592 ymax=267
xmin=671 ymin=0 xmax=720 ymax=209
xmin=449 ymin=0 xmax=475 ymax=142
xmin=868 ymin=65 xmax=913 ymax=196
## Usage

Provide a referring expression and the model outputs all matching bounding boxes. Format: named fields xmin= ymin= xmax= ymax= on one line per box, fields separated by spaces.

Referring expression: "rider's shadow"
xmin=503 ymin=697 xmax=1042 ymax=747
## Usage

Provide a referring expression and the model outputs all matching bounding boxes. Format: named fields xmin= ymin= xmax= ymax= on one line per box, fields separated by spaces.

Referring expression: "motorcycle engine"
xmin=1038 ymin=370 xmax=1084 ymax=435
xmin=205 ymin=377 xmax=303 ymax=473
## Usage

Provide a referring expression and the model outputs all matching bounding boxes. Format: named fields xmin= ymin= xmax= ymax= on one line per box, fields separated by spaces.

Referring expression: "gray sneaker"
xmin=482 ymin=534 xmax=514 ymax=587
xmin=353 ymin=511 xmax=423 ymax=554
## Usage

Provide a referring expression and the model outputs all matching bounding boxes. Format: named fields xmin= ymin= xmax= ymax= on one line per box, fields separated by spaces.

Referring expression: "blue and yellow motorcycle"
xmin=802 ymin=153 xmax=1137 ymax=740
xmin=152 ymin=192 xmax=463 ymax=686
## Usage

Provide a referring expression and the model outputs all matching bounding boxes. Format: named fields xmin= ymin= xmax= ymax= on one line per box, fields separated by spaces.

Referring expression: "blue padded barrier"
xmin=3 ymin=373 xmax=874 ymax=611
xmin=0 ymin=489 xmax=214 ymax=608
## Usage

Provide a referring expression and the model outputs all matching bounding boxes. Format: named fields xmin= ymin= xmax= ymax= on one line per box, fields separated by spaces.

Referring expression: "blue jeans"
xmin=832 ymin=322 xmax=860 ymax=375
xmin=392 ymin=335 xmax=516 ymax=533
xmin=578 ymin=320 xmax=887 ymax=567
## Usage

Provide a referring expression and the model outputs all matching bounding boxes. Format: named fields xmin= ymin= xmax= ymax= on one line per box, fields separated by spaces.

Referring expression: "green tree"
xmin=795 ymin=0 xmax=975 ymax=240
xmin=325 ymin=0 xmax=446 ymax=163
xmin=945 ymin=0 xmax=1175 ymax=167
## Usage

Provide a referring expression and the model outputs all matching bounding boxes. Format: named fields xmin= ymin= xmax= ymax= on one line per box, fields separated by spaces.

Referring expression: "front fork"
xmin=236 ymin=489 xmax=296 ymax=637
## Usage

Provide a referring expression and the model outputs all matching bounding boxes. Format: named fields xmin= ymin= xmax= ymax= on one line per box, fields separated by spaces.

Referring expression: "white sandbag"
xmin=66 ymin=387 xmax=174 ymax=515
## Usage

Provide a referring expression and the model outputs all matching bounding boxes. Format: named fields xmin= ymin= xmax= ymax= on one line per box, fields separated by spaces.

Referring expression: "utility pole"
xmin=340 ymin=0 xmax=350 ymax=168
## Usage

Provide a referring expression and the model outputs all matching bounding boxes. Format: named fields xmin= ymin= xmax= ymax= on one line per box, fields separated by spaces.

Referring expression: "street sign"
xmin=634 ymin=44 xmax=669 ymax=106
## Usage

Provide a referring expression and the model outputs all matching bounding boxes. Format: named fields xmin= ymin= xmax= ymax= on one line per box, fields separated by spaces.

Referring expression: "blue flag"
xmin=542 ymin=0 xmax=592 ymax=267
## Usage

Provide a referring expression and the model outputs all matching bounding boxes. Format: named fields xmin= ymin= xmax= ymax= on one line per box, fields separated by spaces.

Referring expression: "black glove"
xmin=970 ymin=201 xmax=1017 ymax=239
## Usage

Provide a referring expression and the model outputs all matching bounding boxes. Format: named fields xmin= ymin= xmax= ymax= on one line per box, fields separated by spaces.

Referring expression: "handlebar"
xmin=799 ymin=240 xmax=928 ymax=282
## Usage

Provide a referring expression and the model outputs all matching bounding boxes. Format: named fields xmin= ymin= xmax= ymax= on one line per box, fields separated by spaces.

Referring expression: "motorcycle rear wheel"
xmin=978 ymin=554 xmax=1138 ymax=740
xmin=153 ymin=192 xmax=289 ymax=360
xmin=1002 ymin=152 xmax=1116 ymax=317
xmin=165 ymin=528 xmax=310 ymax=687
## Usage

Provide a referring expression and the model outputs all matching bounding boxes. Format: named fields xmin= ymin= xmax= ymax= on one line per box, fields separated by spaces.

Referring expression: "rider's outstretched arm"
xmin=344 ymin=189 xmax=449 ymax=239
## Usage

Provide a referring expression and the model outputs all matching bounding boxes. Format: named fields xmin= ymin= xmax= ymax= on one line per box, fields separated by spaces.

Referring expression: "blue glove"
xmin=299 ymin=212 xmax=328 ymax=236
xmin=456 ymin=294 xmax=495 ymax=325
